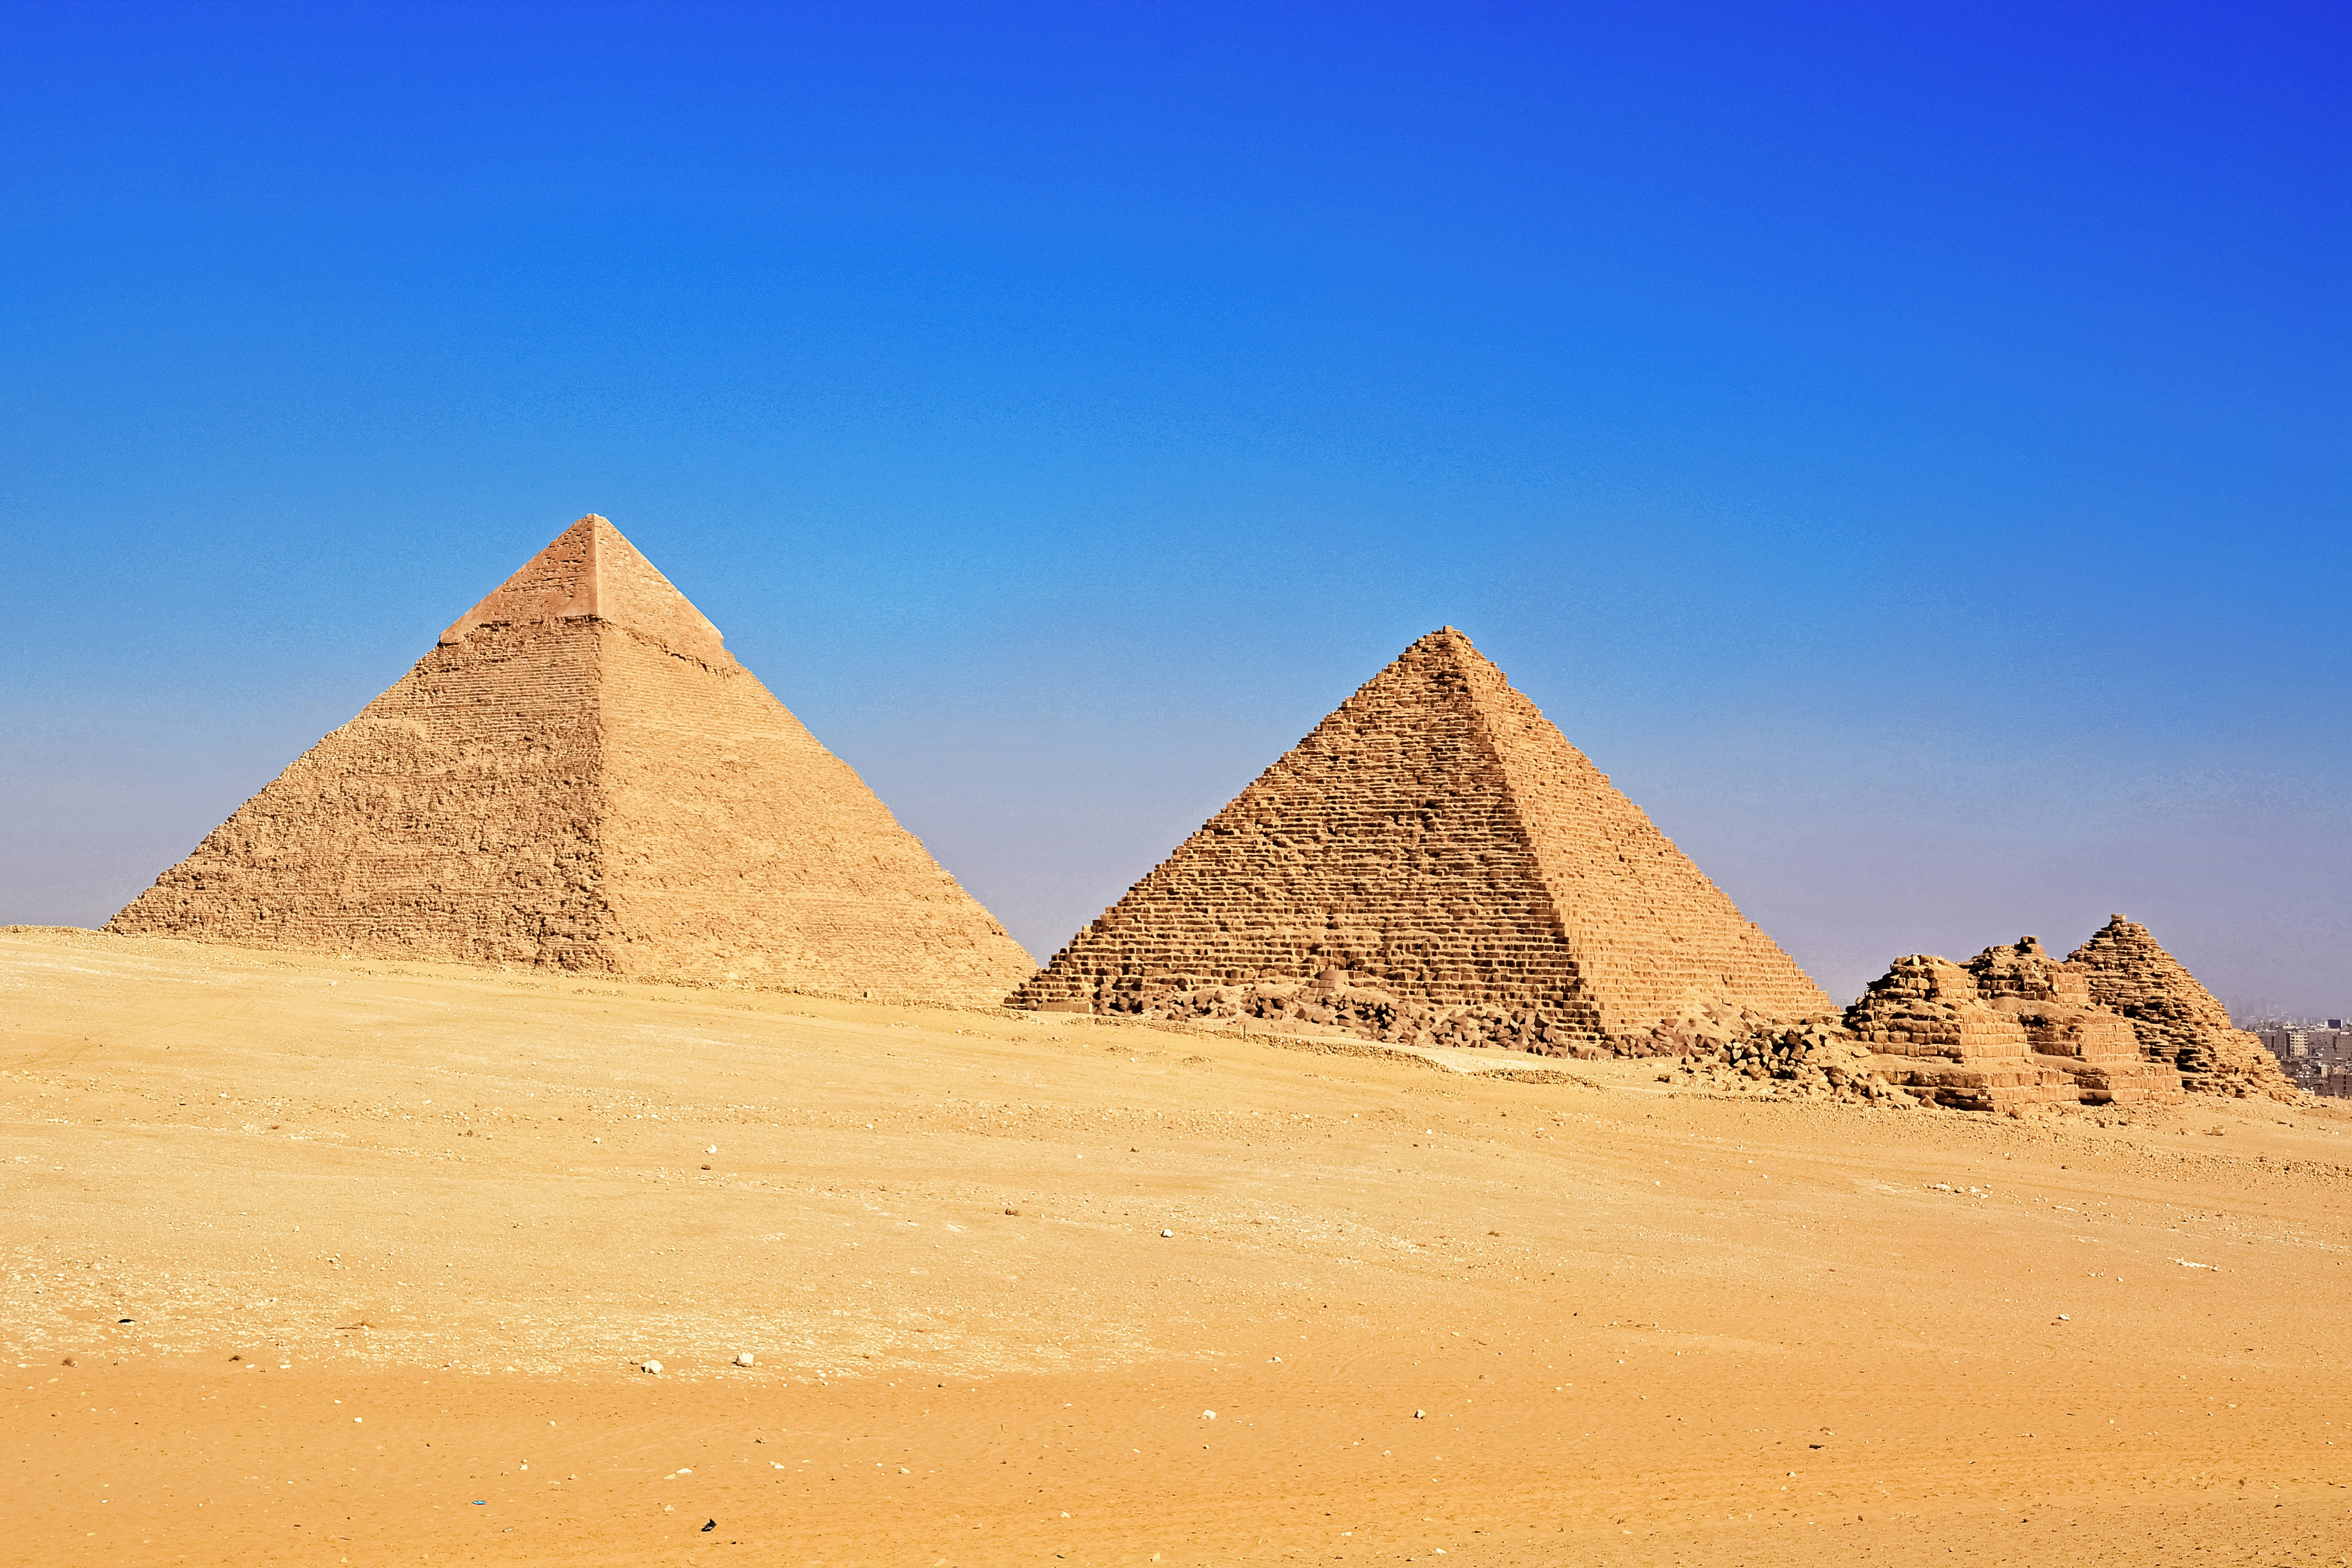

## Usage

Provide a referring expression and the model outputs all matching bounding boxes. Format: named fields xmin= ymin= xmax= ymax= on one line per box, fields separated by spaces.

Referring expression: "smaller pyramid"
xmin=2067 ymin=916 xmax=2295 ymax=1099
xmin=1845 ymin=936 xmax=2182 ymax=1109
xmin=1006 ymin=628 xmax=1830 ymax=1052
xmin=108 ymin=515 xmax=1035 ymax=1003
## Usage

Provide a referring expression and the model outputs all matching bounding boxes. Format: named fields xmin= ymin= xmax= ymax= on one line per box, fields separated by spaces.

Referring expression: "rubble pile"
xmin=1842 ymin=951 xmax=2082 ymax=1111
xmin=1668 ymin=1016 xmax=1921 ymax=1105
xmin=1966 ymin=936 xmax=2183 ymax=1104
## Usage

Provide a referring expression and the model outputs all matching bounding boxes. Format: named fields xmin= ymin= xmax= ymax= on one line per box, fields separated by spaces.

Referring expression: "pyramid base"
xmin=1866 ymin=1053 xmax=2079 ymax=1111
xmin=1037 ymin=979 xmax=1615 ymax=1054
xmin=2031 ymin=1051 xmax=2187 ymax=1106
xmin=1021 ymin=975 xmax=1804 ymax=1057
xmin=1864 ymin=1049 xmax=2184 ymax=1111
xmin=2170 ymin=1036 xmax=2303 ymax=1101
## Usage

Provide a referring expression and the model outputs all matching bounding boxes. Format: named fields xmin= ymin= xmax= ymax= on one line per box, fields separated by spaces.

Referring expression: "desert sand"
xmin=5 ymin=923 xmax=2350 ymax=1566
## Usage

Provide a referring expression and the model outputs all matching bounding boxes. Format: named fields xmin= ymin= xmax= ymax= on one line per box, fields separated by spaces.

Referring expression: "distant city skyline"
xmin=2230 ymin=1008 xmax=2348 ymax=1029
xmin=2254 ymin=1023 xmax=2352 ymax=1098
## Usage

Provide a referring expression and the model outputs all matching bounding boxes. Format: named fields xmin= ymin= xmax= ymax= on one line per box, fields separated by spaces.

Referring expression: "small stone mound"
xmin=1967 ymin=936 xmax=2183 ymax=1105
xmin=1843 ymin=951 xmax=2070 ymax=1111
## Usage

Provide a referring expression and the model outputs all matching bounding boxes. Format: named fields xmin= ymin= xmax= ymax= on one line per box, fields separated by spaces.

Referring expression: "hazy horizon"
xmin=4 ymin=4 xmax=2345 ymax=1013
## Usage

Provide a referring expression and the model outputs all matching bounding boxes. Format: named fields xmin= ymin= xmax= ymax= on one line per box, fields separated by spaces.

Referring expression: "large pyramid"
xmin=1006 ymin=628 xmax=1831 ymax=1051
xmin=108 ymin=515 xmax=1035 ymax=1003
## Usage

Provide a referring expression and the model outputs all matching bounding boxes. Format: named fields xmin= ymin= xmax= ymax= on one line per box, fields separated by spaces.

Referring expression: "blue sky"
xmin=4 ymin=2 xmax=2345 ymax=1010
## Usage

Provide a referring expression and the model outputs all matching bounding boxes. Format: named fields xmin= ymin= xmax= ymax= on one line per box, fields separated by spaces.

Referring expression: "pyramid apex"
xmin=439 ymin=515 xmax=728 ymax=664
xmin=1408 ymin=625 xmax=1481 ymax=656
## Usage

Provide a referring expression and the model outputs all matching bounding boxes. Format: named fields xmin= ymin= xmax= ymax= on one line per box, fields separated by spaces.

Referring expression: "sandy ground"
xmin=4 ymin=925 xmax=2350 ymax=1567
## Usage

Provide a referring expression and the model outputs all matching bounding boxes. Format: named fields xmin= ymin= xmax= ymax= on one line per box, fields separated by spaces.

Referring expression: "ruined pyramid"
xmin=1005 ymin=628 xmax=1832 ymax=1051
xmin=108 ymin=515 xmax=1036 ymax=1003
xmin=2068 ymin=915 xmax=2295 ymax=1099
xmin=1844 ymin=936 xmax=2184 ymax=1110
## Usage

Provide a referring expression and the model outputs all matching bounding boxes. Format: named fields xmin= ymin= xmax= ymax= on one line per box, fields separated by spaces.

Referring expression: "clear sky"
xmin=3 ymin=2 xmax=2345 ymax=1012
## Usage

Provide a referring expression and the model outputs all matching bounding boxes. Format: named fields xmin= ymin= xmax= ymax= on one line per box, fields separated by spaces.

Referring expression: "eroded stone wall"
xmin=1843 ymin=936 xmax=2187 ymax=1109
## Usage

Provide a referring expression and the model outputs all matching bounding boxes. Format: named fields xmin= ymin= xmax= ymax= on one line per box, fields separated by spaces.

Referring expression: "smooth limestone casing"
xmin=1007 ymin=627 xmax=1831 ymax=1049
xmin=108 ymin=516 xmax=1035 ymax=1004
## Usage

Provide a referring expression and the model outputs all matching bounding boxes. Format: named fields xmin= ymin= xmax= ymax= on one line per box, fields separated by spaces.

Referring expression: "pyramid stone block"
xmin=1006 ymin=628 xmax=1831 ymax=1051
xmin=108 ymin=515 xmax=1034 ymax=1003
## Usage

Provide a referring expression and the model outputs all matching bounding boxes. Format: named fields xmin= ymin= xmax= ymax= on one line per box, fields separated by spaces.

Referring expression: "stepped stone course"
xmin=1006 ymin=628 xmax=1831 ymax=1052
xmin=1843 ymin=952 xmax=2072 ymax=1111
xmin=2067 ymin=916 xmax=2296 ymax=1100
xmin=108 ymin=515 xmax=1034 ymax=1004
xmin=1844 ymin=936 xmax=2184 ymax=1110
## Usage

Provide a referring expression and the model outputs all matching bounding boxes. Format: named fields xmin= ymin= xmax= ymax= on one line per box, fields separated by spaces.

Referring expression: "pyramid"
xmin=108 ymin=515 xmax=1036 ymax=1003
xmin=2067 ymin=916 xmax=2296 ymax=1099
xmin=1844 ymin=936 xmax=2182 ymax=1109
xmin=1005 ymin=628 xmax=1832 ymax=1051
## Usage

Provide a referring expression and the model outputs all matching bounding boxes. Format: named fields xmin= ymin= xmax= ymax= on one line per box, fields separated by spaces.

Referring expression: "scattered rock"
xmin=1668 ymin=1010 xmax=1907 ymax=1108
xmin=641 ymin=1360 xmax=663 ymax=1375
